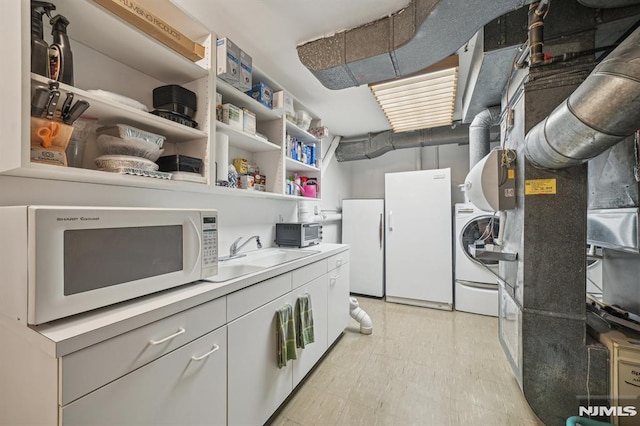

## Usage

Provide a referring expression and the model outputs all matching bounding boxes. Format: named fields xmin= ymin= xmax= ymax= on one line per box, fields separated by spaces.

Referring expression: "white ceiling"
xmin=173 ymin=0 xmax=413 ymax=137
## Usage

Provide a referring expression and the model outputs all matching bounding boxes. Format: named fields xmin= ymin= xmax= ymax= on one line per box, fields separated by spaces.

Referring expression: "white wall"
xmin=348 ymin=143 xmax=471 ymax=204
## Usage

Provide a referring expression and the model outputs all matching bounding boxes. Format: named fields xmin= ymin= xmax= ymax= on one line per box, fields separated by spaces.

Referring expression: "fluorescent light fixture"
xmin=370 ymin=56 xmax=458 ymax=133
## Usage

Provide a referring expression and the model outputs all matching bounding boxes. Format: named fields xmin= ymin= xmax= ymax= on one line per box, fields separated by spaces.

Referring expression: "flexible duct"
xmin=349 ymin=297 xmax=373 ymax=335
xmin=469 ymin=106 xmax=501 ymax=169
xmin=336 ymin=123 xmax=500 ymax=162
xmin=524 ymin=26 xmax=640 ymax=169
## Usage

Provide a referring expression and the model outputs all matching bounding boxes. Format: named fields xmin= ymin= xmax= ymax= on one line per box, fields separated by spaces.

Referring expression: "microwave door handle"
xmin=185 ymin=216 xmax=201 ymax=274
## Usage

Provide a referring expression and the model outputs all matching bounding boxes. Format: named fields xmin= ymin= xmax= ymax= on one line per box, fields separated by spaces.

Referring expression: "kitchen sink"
xmin=206 ymin=249 xmax=320 ymax=282
xmin=243 ymin=249 xmax=319 ymax=268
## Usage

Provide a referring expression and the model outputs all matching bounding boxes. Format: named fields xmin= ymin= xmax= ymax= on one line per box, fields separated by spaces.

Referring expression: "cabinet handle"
xmin=149 ymin=327 xmax=186 ymax=345
xmin=330 ymin=275 xmax=339 ymax=286
xmin=191 ymin=344 xmax=220 ymax=361
xmin=336 ymin=259 xmax=343 ymax=267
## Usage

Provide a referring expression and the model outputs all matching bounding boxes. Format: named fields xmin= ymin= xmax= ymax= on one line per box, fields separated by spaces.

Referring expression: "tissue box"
xmin=242 ymin=108 xmax=256 ymax=134
xmin=273 ymin=90 xmax=294 ymax=117
xmin=222 ymin=104 xmax=243 ymax=130
xmin=246 ymin=82 xmax=272 ymax=109
xmin=239 ymin=50 xmax=253 ymax=92
xmin=296 ymin=110 xmax=312 ymax=130
xmin=216 ymin=38 xmax=240 ymax=88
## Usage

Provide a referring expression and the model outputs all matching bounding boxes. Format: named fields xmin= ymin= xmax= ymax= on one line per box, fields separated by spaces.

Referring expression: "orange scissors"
xmin=36 ymin=122 xmax=60 ymax=148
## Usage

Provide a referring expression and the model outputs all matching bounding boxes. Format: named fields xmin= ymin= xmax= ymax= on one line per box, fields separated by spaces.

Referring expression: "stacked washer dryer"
xmin=454 ymin=203 xmax=500 ymax=316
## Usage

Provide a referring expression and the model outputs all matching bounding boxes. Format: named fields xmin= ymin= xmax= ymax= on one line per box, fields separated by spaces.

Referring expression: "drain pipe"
xmin=524 ymin=25 xmax=640 ymax=169
xmin=349 ymin=297 xmax=373 ymax=335
xmin=469 ymin=106 xmax=501 ymax=170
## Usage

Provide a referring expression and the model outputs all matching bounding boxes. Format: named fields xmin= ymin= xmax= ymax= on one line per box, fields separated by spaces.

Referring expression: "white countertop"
xmin=31 ymin=244 xmax=348 ymax=357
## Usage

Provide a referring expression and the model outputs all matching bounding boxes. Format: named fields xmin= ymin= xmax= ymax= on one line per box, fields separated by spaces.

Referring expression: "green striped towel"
xmin=295 ymin=294 xmax=315 ymax=349
xmin=276 ymin=304 xmax=297 ymax=368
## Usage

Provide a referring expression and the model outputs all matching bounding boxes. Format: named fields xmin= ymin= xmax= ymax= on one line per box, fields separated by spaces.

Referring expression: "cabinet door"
xmin=61 ymin=326 xmax=227 ymax=426
xmin=292 ymin=274 xmax=329 ymax=387
xmin=328 ymin=262 xmax=350 ymax=344
xmin=228 ymin=293 xmax=293 ymax=425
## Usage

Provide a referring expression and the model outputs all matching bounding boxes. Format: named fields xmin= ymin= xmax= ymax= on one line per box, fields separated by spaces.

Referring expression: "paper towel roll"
xmin=216 ymin=133 xmax=229 ymax=182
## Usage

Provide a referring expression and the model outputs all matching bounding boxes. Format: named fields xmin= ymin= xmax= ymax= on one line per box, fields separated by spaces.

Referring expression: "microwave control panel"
xmin=202 ymin=214 xmax=218 ymax=268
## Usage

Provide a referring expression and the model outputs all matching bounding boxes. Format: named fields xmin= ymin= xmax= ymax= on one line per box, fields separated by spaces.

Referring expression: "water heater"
xmin=464 ymin=149 xmax=517 ymax=212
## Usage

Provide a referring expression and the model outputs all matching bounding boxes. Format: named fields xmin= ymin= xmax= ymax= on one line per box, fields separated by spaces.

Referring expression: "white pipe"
xmin=349 ymin=297 xmax=373 ymax=335
xmin=495 ymin=210 xmax=507 ymax=246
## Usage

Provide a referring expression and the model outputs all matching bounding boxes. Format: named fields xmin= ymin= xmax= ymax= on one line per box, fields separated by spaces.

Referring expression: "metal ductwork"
xmin=524 ymin=25 xmax=640 ymax=169
xmin=335 ymin=123 xmax=500 ymax=162
xmin=578 ymin=0 xmax=640 ymax=8
xmin=297 ymin=0 xmax=535 ymax=90
xmin=469 ymin=106 xmax=501 ymax=169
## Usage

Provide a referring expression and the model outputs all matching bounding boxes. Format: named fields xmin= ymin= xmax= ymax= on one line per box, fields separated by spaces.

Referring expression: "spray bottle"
xmin=31 ymin=1 xmax=56 ymax=78
xmin=49 ymin=14 xmax=74 ymax=86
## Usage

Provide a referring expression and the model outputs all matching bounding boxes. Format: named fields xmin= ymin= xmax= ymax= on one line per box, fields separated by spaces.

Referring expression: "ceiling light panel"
xmin=370 ymin=63 xmax=458 ymax=133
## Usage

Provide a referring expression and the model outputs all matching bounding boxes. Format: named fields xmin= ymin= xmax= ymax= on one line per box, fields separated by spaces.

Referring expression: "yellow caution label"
xmin=508 ymin=169 xmax=515 ymax=179
xmin=525 ymin=179 xmax=556 ymax=195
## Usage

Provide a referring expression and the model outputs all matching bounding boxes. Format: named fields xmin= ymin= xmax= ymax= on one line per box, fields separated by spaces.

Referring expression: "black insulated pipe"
xmin=528 ymin=1 xmax=548 ymax=66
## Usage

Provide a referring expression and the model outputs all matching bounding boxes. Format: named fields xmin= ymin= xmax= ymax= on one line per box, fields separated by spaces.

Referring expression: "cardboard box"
xmin=217 ymin=38 xmax=240 ymax=87
xmin=238 ymin=174 xmax=255 ymax=190
xmin=242 ymin=108 xmax=256 ymax=134
xmin=239 ymin=50 xmax=253 ymax=92
xmin=246 ymin=82 xmax=272 ymax=109
xmin=222 ymin=103 xmax=243 ymax=130
xmin=92 ymin=0 xmax=205 ymax=62
xmin=232 ymin=158 xmax=248 ymax=174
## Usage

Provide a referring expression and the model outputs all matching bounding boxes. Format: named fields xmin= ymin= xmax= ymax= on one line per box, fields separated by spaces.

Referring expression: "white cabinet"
xmin=62 ymin=326 xmax=227 ymax=426
xmin=328 ymin=253 xmax=351 ymax=344
xmin=292 ymin=275 xmax=329 ymax=387
xmin=227 ymin=293 xmax=293 ymax=426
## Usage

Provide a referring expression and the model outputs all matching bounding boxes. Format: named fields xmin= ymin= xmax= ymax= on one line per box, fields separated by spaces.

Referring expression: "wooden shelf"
xmin=285 ymin=158 xmax=320 ymax=173
xmin=32 ymin=74 xmax=207 ymax=144
xmin=216 ymin=80 xmax=281 ymax=121
xmin=215 ymin=121 xmax=280 ymax=152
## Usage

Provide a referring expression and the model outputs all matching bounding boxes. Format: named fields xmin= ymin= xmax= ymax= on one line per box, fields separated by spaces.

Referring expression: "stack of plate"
xmin=95 ymin=124 xmax=169 ymax=179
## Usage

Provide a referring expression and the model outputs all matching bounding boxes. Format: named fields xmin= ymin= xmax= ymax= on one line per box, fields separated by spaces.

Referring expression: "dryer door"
xmin=457 ymin=214 xmax=500 ymax=283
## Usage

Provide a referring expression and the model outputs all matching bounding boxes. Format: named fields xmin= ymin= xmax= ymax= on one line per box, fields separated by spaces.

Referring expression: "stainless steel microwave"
xmin=275 ymin=222 xmax=322 ymax=248
xmin=0 ymin=206 xmax=218 ymax=325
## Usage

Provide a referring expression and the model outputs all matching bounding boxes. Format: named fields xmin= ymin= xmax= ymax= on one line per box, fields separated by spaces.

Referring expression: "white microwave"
xmin=0 ymin=206 xmax=218 ymax=325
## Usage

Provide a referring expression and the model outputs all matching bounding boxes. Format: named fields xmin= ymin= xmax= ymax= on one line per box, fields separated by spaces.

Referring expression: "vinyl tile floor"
xmin=270 ymin=297 xmax=544 ymax=426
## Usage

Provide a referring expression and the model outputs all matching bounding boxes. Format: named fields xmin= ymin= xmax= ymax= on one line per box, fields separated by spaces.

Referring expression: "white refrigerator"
xmin=342 ymin=199 xmax=385 ymax=297
xmin=385 ymin=169 xmax=453 ymax=310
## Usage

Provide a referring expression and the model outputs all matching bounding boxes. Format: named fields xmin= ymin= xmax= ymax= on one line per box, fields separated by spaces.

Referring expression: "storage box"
xmin=296 ymin=110 xmax=312 ymax=130
xmin=156 ymin=155 xmax=202 ymax=174
xmin=239 ymin=50 xmax=253 ymax=92
xmin=273 ymin=90 xmax=294 ymax=117
xmin=216 ymin=38 xmax=240 ymax=87
xmin=246 ymin=82 xmax=272 ymax=109
xmin=242 ymin=108 xmax=256 ymax=134
xmin=222 ymin=103 xmax=243 ymax=130
xmin=232 ymin=158 xmax=248 ymax=174
xmin=238 ymin=174 xmax=254 ymax=190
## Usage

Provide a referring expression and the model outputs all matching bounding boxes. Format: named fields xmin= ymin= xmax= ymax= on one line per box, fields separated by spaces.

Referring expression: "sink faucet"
xmin=229 ymin=235 xmax=262 ymax=258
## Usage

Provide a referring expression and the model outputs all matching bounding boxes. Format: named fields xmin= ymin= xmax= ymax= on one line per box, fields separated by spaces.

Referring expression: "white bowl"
xmin=96 ymin=135 xmax=164 ymax=161
xmin=95 ymin=155 xmax=159 ymax=171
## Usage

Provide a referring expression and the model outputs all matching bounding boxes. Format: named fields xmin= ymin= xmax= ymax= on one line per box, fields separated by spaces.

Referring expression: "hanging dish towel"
xmin=276 ymin=304 xmax=297 ymax=368
xmin=295 ymin=294 xmax=315 ymax=349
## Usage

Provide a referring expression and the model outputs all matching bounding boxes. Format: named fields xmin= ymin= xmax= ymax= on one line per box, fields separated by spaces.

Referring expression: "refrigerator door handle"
xmin=379 ymin=213 xmax=383 ymax=248
xmin=388 ymin=211 xmax=393 ymax=231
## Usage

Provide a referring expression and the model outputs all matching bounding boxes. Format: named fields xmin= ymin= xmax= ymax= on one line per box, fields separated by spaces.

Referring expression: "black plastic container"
xmin=153 ymin=85 xmax=197 ymax=118
xmin=156 ymin=155 xmax=202 ymax=174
